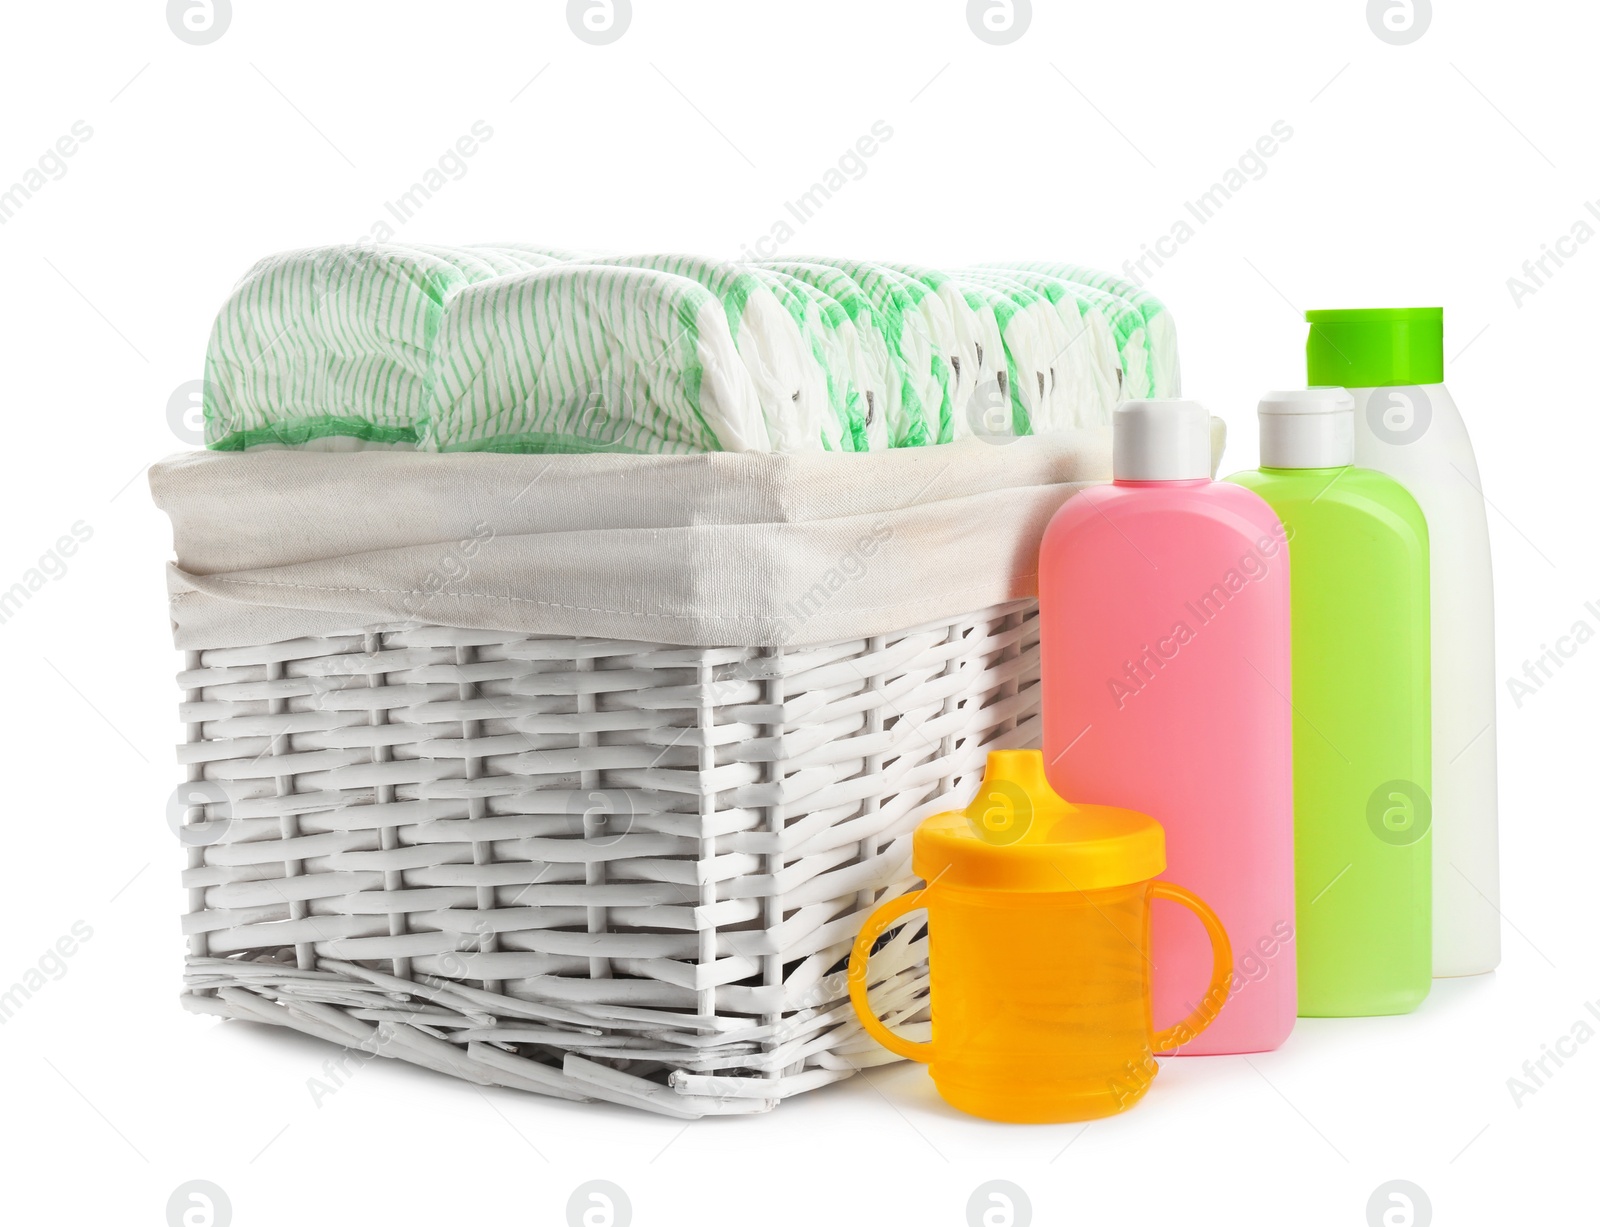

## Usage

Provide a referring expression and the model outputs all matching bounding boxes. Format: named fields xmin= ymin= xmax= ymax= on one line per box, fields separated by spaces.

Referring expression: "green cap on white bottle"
xmin=1305 ymin=307 xmax=1443 ymax=387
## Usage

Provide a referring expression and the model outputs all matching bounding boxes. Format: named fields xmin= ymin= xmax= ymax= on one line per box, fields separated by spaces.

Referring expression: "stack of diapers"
xmin=202 ymin=244 xmax=1181 ymax=454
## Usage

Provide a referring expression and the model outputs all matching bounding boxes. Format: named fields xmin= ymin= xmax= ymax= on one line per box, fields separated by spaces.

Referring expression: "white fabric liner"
xmin=151 ymin=422 xmax=1225 ymax=650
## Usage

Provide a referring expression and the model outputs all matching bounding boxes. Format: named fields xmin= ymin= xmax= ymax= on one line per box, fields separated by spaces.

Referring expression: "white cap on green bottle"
xmin=1113 ymin=399 xmax=1211 ymax=481
xmin=1258 ymin=388 xmax=1354 ymax=468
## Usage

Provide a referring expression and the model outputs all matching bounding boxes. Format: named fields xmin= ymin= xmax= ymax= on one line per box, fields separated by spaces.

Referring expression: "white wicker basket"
xmin=174 ymin=605 xmax=1039 ymax=1115
xmin=154 ymin=436 xmax=1116 ymax=1115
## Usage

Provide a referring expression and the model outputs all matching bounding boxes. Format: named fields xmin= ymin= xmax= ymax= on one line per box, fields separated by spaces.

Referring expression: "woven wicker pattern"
xmin=174 ymin=602 xmax=1040 ymax=1115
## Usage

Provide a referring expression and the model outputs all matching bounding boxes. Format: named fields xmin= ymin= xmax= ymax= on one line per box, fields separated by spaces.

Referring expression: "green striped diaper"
xmin=965 ymin=268 xmax=1121 ymax=425
xmin=747 ymin=267 xmax=873 ymax=452
xmin=948 ymin=272 xmax=1069 ymax=435
xmin=752 ymin=260 xmax=929 ymax=448
xmin=581 ymin=255 xmax=841 ymax=453
xmin=989 ymin=261 xmax=1181 ymax=399
xmin=878 ymin=262 xmax=1001 ymax=441
xmin=992 ymin=269 xmax=1148 ymax=402
xmin=750 ymin=267 xmax=887 ymax=452
xmin=422 ymin=264 xmax=769 ymax=455
xmin=768 ymin=258 xmax=951 ymax=446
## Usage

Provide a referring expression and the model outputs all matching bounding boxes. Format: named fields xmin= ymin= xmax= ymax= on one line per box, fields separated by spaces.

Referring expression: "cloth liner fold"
xmin=152 ymin=423 xmax=1225 ymax=650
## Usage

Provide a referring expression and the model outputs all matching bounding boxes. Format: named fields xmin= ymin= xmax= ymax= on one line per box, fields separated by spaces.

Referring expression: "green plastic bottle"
xmin=1229 ymin=388 xmax=1431 ymax=1017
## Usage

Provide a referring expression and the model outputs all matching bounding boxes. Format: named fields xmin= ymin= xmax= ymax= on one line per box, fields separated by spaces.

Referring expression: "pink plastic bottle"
xmin=1039 ymin=400 xmax=1296 ymax=1054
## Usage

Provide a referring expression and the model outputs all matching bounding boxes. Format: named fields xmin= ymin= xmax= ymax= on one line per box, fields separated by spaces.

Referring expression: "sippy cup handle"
xmin=847 ymin=889 xmax=934 ymax=1063
xmin=1149 ymin=881 xmax=1234 ymax=1054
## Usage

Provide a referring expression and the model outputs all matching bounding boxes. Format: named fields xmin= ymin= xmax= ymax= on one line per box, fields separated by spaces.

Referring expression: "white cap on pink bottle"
xmin=1112 ymin=399 xmax=1211 ymax=481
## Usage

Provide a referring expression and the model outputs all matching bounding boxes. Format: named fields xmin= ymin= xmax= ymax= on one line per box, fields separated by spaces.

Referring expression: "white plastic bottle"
xmin=1306 ymin=308 xmax=1500 ymax=977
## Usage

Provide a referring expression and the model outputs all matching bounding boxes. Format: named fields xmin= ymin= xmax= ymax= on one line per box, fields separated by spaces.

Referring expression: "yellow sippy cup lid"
xmin=912 ymin=750 xmax=1166 ymax=893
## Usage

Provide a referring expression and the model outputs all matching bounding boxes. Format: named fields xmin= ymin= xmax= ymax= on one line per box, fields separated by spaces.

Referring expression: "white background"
xmin=1 ymin=2 xmax=1594 ymax=1224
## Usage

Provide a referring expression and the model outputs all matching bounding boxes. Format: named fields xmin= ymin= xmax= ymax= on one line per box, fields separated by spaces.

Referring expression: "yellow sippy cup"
xmin=848 ymin=750 xmax=1232 ymax=1123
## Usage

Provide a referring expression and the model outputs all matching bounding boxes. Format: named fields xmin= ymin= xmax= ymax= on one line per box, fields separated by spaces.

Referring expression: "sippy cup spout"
xmin=961 ymin=749 xmax=1078 ymax=850
xmin=976 ymin=749 xmax=1057 ymax=802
